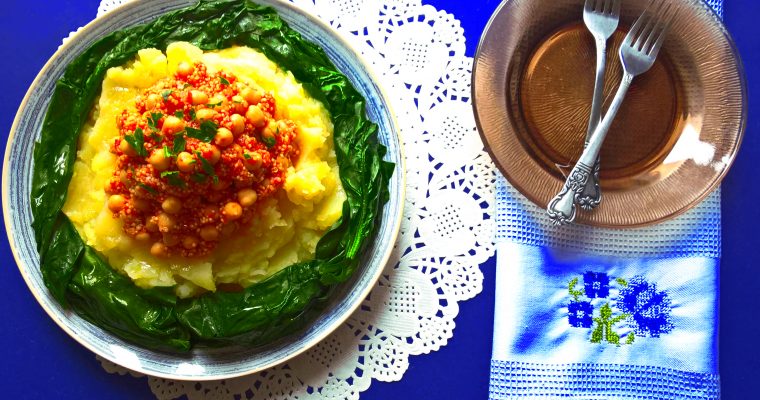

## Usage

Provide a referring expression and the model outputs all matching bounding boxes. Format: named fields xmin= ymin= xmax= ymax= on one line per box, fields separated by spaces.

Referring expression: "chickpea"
xmin=245 ymin=105 xmax=266 ymax=128
xmin=229 ymin=114 xmax=246 ymax=136
xmin=209 ymin=94 xmax=227 ymax=109
xmin=146 ymin=216 xmax=159 ymax=233
xmin=244 ymin=151 xmax=262 ymax=171
xmin=157 ymin=212 xmax=175 ymax=232
xmin=222 ymin=202 xmax=243 ymax=221
xmin=162 ymin=115 xmax=185 ymax=134
xmin=261 ymin=125 xmax=276 ymax=145
xmin=206 ymin=145 xmax=221 ymax=165
xmin=196 ymin=108 xmax=216 ymax=122
xmin=145 ymin=94 xmax=161 ymax=110
xmin=241 ymin=87 xmax=262 ymax=104
xmin=231 ymin=95 xmax=247 ymax=114
xmin=150 ymin=242 xmax=168 ymax=257
xmin=119 ymin=170 xmax=130 ymax=184
xmin=132 ymin=198 xmax=151 ymax=212
xmin=118 ymin=139 xmax=137 ymax=156
xmin=176 ymin=62 xmax=195 ymax=78
xmin=147 ymin=149 xmax=171 ymax=172
xmin=177 ymin=151 xmax=196 ymax=173
xmin=190 ymin=90 xmax=209 ymax=106
xmin=135 ymin=232 xmax=151 ymax=242
xmin=199 ymin=225 xmax=219 ymax=241
xmin=107 ymin=194 xmax=127 ymax=213
xmin=162 ymin=233 xmax=181 ymax=246
xmin=238 ymin=188 xmax=258 ymax=207
xmin=182 ymin=235 xmax=199 ymax=250
xmin=214 ymin=127 xmax=234 ymax=147
xmin=211 ymin=179 xmax=230 ymax=191
xmin=162 ymin=196 xmax=182 ymax=215
xmin=221 ymin=221 xmax=238 ymax=236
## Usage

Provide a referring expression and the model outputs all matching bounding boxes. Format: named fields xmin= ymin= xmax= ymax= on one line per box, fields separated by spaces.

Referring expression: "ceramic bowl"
xmin=3 ymin=0 xmax=403 ymax=380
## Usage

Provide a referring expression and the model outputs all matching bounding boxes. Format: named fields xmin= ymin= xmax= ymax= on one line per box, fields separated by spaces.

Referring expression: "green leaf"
xmin=124 ymin=127 xmax=147 ymax=157
xmin=30 ymin=0 xmax=394 ymax=350
xmin=137 ymin=182 xmax=158 ymax=195
xmin=163 ymin=145 xmax=171 ymax=159
xmin=262 ymin=135 xmax=276 ymax=148
xmin=174 ymin=110 xmax=184 ymax=119
xmin=161 ymin=90 xmax=173 ymax=101
xmin=148 ymin=112 xmax=163 ymax=131
xmin=219 ymin=76 xmax=230 ymax=85
xmin=161 ymin=171 xmax=186 ymax=188
xmin=188 ymin=109 xmax=197 ymax=120
xmin=195 ymin=150 xmax=218 ymax=184
xmin=172 ymin=133 xmax=186 ymax=156
xmin=185 ymin=120 xmax=218 ymax=142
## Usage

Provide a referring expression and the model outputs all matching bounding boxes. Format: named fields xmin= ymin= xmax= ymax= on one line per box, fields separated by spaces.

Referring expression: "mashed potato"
xmin=62 ymin=42 xmax=345 ymax=298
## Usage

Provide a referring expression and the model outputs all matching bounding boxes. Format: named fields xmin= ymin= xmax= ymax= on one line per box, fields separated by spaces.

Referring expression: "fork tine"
xmin=648 ymin=7 xmax=676 ymax=56
xmin=611 ymin=0 xmax=621 ymax=17
xmin=632 ymin=0 xmax=667 ymax=49
xmin=624 ymin=1 xmax=652 ymax=45
xmin=642 ymin=2 xmax=673 ymax=53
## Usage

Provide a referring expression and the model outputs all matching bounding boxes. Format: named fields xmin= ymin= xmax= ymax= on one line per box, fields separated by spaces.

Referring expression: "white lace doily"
xmin=87 ymin=0 xmax=496 ymax=398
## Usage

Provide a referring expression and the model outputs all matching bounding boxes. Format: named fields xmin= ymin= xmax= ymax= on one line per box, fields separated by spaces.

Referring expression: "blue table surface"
xmin=1 ymin=1 xmax=758 ymax=399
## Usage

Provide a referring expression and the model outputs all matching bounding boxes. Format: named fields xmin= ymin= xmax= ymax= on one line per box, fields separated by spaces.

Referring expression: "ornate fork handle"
xmin=547 ymin=73 xmax=634 ymax=225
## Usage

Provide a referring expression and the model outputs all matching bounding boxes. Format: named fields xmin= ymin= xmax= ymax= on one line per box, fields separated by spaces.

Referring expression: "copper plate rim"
xmin=472 ymin=0 xmax=747 ymax=228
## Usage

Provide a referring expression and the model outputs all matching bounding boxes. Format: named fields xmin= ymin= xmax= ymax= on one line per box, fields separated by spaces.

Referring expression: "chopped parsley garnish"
xmin=124 ymin=127 xmax=147 ymax=157
xmin=262 ymin=135 xmax=276 ymax=148
xmin=219 ymin=76 xmax=230 ymax=85
xmin=172 ymin=133 xmax=186 ymax=155
xmin=190 ymin=173 xmax=208 ymax=183
xmin=195 ymin=150 xmax=219 ymax=184
xmin=148 ymin=112 xmax=163 ymax=131
xmin=185 ymin=120 xmax=218 ymax=142
xmin=243 ymin=152 xmax=251 ymax=160
xmin=161 ymin=171 xmax=186 ymax=188
xmin=205 ymin=101 xmax=223 ymax=108
xmin=137 ymin=182 xmax=157 ymax=195
xmin=174 ymin=110 xmax=184 ymax=119
xmin=182 ymin=83 xmax=192 ymax=89
xmin=149 ymin=132 xmax=162 ymax=142
xmin=161 ymin=90 xmax=173 ymax=101
xmin=163 ymin=145 xmax=171 ymax=159
xmin=188 ymin=109 xmax=197 ymax=120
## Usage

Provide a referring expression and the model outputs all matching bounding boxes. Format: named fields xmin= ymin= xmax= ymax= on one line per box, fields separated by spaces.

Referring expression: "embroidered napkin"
xmin=489 ymin=4 xmax=724 ymax=398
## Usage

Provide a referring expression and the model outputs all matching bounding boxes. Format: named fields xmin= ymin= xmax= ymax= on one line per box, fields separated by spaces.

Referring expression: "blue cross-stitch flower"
xmin=616 ymin=276 xmax=673 ymax=337
xmin=568 ymin=301 xmax=593 ymax=328
xmin=583 ymin=271 xmax=610 ymax=298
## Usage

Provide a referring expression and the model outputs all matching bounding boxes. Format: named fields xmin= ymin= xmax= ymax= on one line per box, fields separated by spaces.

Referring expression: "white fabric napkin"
xmin=490 ymin=177 xmax=721 ymax=399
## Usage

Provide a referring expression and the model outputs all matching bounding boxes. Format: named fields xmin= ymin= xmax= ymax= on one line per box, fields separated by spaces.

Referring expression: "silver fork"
xmin=547 ymin=0 xmax=676 ymax=225
xmin=576 ymin=0 xmax=621 ymax=211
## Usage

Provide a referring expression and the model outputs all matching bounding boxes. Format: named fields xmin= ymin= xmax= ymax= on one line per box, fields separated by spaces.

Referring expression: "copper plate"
xmin=473 ymin=0 xmax=746 ymax=227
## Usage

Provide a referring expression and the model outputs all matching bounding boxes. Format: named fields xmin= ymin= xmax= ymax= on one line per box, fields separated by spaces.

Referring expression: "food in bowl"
xmin=31 ymin=0 xmax=393 ymax=351
xmin=64 ymin=42 xmax=345 ymax=298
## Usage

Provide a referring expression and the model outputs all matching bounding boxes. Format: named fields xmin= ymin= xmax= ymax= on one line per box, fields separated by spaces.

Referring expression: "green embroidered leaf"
xmin=161 ymin=171 xmax=186 ymax=188
xmin=625 ymin=332 xmax=635 ymax=345
xmin=124 ymin=127 xmax=147 ymax=157
xmin=616 ymin=278 xmax=628 ymax=287
xmin=568 ymin=277 xmax=584 ymax=301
